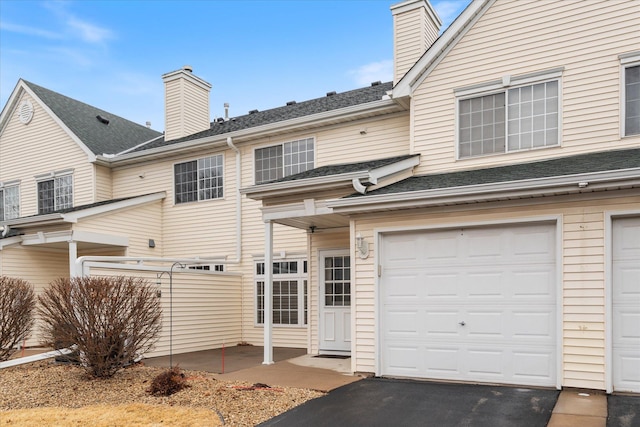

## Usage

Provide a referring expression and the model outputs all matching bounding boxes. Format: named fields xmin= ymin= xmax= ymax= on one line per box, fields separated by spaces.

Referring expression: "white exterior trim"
xmin=620 ymin=51 xmax=640 ymax=138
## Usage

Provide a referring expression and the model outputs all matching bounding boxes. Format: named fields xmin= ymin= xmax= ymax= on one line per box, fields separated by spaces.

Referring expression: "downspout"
xmin=227 ymin=136 xmax=242 ymax=262
xmin=352 ymin=178 xmax=367 ymax=194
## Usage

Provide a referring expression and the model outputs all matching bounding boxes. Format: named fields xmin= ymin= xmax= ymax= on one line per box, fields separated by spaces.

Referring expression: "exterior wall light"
xmin=356 ymin=233 xmax=370 ymax=259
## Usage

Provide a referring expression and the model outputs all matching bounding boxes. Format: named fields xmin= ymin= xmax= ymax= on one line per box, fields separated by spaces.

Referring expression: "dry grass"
xmin=1 ymin=404 xmax=222 ymax=426
xmin=0 ymin=361 xmax=323 ymax=426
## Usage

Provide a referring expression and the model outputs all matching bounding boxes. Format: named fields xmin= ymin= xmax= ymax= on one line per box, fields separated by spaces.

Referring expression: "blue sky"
xmin=0 ymin=0 xmax=470 ymax=132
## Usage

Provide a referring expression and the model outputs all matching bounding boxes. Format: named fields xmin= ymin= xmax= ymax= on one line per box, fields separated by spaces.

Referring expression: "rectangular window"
xmin=174 ymin=155 xmax=223 ymax=204
xmin=37 ymin=175 xmax=72 ymax=214
xmin=625 ymin=64 xmax=640 ymax=136
xmin=188 ymin=264 xmax=225 ymax=272
xmin=0 ymin=185 xmax=19 ymax=220
xmin=458 ymin=79 xmax=559 ymax=158
xmin=255 ymin=259 xmax=308 ymax=326
xmin=254 ymin=137 xmax=314 ymax=184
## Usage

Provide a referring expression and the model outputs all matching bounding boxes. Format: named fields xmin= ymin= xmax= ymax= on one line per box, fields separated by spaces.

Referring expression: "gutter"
xmin=328 ymin=168 xmax=640 ymax=213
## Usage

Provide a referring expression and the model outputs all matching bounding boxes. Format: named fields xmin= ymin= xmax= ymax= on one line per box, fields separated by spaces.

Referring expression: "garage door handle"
xmin=459 ymin=321 xmax=466 ymax=326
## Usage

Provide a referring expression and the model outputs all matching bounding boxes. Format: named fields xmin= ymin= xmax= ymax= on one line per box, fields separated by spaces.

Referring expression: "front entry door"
xmin=319 ymin=250 xmax=351 ymax=354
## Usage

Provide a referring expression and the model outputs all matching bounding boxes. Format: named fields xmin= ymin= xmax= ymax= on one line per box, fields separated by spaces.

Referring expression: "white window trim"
xmin=252 ymin=136 xmax=316 ymax=185
xmin=254 ymin=257 xmax=308 ymax=328
xmin=620 ymin=51 xmax=640 ymax=138
xmin=455 ymin=68 xmax=563 ymax=160
xmin=172 ymin=153 xmax=225 ymax=205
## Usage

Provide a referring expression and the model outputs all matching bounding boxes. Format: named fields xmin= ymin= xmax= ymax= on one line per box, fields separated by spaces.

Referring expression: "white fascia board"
xmin=368 ymin=155 xmax=420 ymax=184
xmin=393 ymin=0 xmax=492 ymax=98
xmin=18 ymin=81 xmax=97 ymax=162
xmin=62 ymin=191 xmax=166 ymax=222
xmin=262 ymin=200 xmax=333 ymax=222
xmin=241 ymin=171 xmax=368 ymax=200
xmin=0 ymin=236 xmax=22 ymax=250
xmin=328 ymin=168 xmax=640 ymax=213
xmin=21 ymin=230 xmax=128 ymax=246
xmin=97 ymin=99 xmax=402 ymax=166
xmin=1 ymin=213 xmax=64 ymax=227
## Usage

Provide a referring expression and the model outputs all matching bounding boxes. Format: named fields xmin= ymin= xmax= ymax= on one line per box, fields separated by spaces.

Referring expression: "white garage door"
xmin=613 ymin=217 xmax=640 ymax=393
xmin=380 ymin=223 xmax=557 ymax=387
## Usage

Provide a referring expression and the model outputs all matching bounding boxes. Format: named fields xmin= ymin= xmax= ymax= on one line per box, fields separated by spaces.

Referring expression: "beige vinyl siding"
xmin=163 ymin=77 xmax=210 ymax=141
xmin=351 ymin=192 xmax=640 ymax=390
xmin=89 ymin=267 xmax=242 ymax=358
xmin=411 ymin=0 xmax=640 ymax=174
xmin=308 ymin=231 xmax=350 ymax=354
xmin=94 ymin=164 xmax=112 ymax=201
xmin=0 ymin=247 xmax=70 ymax=347
xmin=393 ymin=4 xmax=439 ymax=84
xmin=74 ymin=200 xmax=163 ymax=258
xmin=0 ymin=92 xmax=96 ymax=216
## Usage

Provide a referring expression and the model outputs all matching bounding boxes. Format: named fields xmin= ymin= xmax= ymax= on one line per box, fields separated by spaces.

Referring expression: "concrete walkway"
xmin=548 ymin=390 xmax=607 ymax=427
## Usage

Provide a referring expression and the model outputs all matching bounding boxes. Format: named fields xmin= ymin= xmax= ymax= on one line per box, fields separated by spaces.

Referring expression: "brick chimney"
xmin=162 ymin=65 xmax=212 ymax=141
xmin=391 ymin=0 xmax=442 ymax=85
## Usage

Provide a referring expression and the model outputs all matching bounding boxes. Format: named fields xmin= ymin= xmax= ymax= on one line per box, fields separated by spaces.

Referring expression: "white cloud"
xmin=0 ymin=21 xmax=63 ymax=39
xmin=348 ymin=60 xmax=393 ymax=86
xmin=67 ymin=16 xmax=113 ymax=44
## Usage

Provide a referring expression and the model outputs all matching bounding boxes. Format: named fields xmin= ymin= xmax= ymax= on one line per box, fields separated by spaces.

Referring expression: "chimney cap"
xmin=182 ymin=65 xmax=193 ymax=72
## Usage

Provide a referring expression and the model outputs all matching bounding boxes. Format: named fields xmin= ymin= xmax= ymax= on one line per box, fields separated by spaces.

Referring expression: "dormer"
xmin=391 ymin=0 xmax=441 ymax=85
xmin=162 ymin=65 xmax=212 ymax=141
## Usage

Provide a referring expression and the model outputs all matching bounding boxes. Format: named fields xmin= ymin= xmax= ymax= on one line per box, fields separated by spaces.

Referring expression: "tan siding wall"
xmin=411 ymin=0 xmax=640 ymax=174
xmin=74 ymin=201 xmax=163 ymax=258
xmin=351 ymin=192 xmax=640 ymax=390
xmin=393 ymin=5 xmax=439 ymax=84
xmin=0 ymin=92 xmax=96 ymax=217
xmin=0 ymin=247 xmax=70 ymax=347
xmin=88 ymin=267 xmax=243 ymax=358
xmin=163 ymin=77 xmax=210 ymax=141
xmin=94 ymin=164 xmax=112 ymax=201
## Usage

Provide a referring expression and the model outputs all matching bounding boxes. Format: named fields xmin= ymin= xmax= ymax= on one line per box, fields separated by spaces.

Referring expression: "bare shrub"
xmin=0 ymin=276 xmax=36 ymax=361
xmin=38 ymin=276 xmax=162 ymax=378
xmin=147 ymin=366 xmax=190 ymax=396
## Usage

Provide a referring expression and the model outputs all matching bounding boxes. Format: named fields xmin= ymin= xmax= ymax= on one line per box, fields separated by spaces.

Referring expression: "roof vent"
xmin=249 ymin=109 xmax=259 ymax=114
xmin=286 ymin=101 xmax=296 ymax=106
xmin=182 ymin=65 xmax=193 ymax=73
xmin=216 ymin=117 xmax=225 ymax=123
xmin=96 ymin=115 xmax=110 ymax=125
xmin=326 ymin=91 xmax=337 ymax=97
xmin=18 ymin=100 xmax=34 ymax=124
xmin=371 ymin=81 xmax=382 ymax=86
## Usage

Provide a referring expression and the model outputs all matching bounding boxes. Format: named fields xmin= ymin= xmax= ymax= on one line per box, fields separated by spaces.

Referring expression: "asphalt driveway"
xmin=608 ymin=394 xmax=640 ymax=427
xmin=261 ymin=377 xmax=559 ymax=427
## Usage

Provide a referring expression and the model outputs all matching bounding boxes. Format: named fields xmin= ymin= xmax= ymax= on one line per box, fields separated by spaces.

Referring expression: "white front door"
xmin=319 ymin=250 xmax=351 ymax=354
xmin=612 ymin=216 xmax=640 ymax=393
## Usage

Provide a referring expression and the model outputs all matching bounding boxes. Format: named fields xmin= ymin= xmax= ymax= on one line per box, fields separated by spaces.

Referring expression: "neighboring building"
xmin=1 ymin=0 xmax=638 ymax=394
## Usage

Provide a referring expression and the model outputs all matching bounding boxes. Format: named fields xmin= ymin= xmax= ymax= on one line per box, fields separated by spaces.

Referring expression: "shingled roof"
xmin=351 ymin=147 xmax=640 ymax=197
xmin=24 ymin=80 xmax=162 ymax=156
xmin=132 ymin=81 xmax=393 ymax=152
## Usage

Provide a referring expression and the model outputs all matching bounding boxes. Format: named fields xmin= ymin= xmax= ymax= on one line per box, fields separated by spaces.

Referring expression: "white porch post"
xmin=263 ymin=220 xmax=274 ymax=365
xmin=68 ymin=241 xmax=78 ymax=277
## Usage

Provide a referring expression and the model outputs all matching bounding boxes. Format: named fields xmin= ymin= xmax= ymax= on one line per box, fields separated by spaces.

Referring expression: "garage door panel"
xmin=613 ymin=217 xmax=640 ymax=393
xmin=381 ymin=223 xmax=557 ymax=387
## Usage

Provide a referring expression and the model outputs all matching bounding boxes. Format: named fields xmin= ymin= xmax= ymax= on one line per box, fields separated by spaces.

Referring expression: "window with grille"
xmin=323 ymin=255 xmax=351 ymax=307
xmin=174 ymin=155 xmax=223 ymax=204
xmin=255 ymin=259 xmax=308 ymax=326
xmin=458 ymin=77 xmax=559 ymax=158
xmin=624 ymin=64 xmax=640 ymax=136
xmin=37 ymin=175 xmax=72 ymax=214
xmin=0 ymin=185 xmax=19 ymax=220
xmin=254 ymin=138 xmax=314 ymax=184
